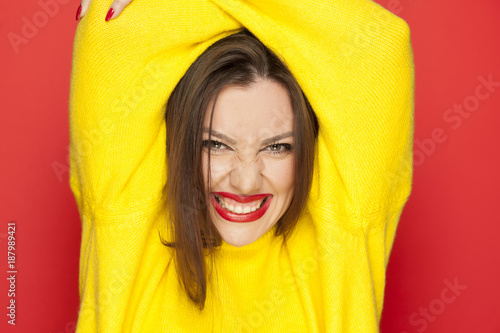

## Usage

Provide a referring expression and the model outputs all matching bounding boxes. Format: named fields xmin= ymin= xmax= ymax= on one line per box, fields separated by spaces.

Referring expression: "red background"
xmin=1 ymin=0 xmax=499 ymax=332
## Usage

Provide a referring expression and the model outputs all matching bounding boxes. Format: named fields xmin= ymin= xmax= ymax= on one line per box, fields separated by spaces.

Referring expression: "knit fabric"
xmin=69 ymin=0 xmax=414 ymax=332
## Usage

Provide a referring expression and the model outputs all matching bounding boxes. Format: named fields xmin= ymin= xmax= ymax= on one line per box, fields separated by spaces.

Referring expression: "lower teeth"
xmin=214 ymin=194 xmax=268 ymax=214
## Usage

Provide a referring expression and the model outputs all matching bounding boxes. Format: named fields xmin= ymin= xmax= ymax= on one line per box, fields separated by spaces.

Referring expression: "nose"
xmin=230 ymin=156 xmax=263 ymax=195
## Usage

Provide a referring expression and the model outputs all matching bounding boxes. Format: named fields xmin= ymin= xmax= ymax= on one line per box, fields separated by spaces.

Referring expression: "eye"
xmin=264 ymin=143 xmax=293 ymax=155
xmin=202 ymin=140 xmax=229 ymax=152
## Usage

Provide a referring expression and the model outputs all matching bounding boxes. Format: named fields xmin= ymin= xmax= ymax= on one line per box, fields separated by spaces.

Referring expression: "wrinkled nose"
xmin=230 ymin=157 xmax=263 ymax=195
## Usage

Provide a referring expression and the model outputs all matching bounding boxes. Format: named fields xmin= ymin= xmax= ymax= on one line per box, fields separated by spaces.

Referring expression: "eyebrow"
xmin=202 ymin=128 xmax=294 ymax=146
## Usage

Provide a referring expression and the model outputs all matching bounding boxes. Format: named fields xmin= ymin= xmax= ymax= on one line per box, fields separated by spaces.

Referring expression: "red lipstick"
xmin=210 ymin=192 xmax=273 ymax=223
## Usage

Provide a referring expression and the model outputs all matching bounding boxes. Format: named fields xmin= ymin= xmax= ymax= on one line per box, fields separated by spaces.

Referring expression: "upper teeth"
xmin=215 ymin=195 xmax=265 ymax=215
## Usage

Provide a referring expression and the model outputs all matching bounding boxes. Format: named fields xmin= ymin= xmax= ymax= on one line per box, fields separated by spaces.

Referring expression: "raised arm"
xmin=210 ymin=0 xmax=414 ymax=232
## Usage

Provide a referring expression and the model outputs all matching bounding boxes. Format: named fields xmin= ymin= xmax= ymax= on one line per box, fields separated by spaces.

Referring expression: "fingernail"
xmin=105 ymin=8 xmax=114 ymax=22
xmin=76 ymin=5 xmax=81 ymax=21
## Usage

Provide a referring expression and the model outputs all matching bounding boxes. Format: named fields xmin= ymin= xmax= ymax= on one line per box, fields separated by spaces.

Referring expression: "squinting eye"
xmin=203 ymin=140 xmax=226 ymax=150
xmin=265 ymin=143 xmax=293 ymax=155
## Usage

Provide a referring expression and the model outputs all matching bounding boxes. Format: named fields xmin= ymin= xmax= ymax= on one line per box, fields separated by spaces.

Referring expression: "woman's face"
xmin=202 ymin=79 xmax=295 ymax=247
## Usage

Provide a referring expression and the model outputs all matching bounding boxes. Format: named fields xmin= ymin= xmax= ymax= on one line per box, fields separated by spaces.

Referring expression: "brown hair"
xmin=162 ymin=28 xmax=319 ymax=310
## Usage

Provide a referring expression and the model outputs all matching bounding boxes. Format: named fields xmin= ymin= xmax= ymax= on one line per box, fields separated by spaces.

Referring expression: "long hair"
xmin=162 ymin=28 xmax=319 ymax=310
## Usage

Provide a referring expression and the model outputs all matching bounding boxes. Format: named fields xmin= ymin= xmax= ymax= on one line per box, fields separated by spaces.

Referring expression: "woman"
xmin=70 ymin=0 xmax=414 ymax=332
xmin=162 ymin=28 xmax=318 ymax=310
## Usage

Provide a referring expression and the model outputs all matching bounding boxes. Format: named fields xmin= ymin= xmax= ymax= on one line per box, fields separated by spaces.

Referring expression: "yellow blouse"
xmin=69 ymin=0 xmax=414 ymax=331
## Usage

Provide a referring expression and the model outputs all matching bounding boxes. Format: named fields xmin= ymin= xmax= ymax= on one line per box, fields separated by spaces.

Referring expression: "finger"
xmin=105 ymin=0 xmax=134 ymax=21
xmin=78 ymin=0 xmax=92 ymax=20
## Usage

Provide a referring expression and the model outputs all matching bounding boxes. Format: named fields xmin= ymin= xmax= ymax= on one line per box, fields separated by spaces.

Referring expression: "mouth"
xmin=210 ymin=192 xmax=273 ymax=223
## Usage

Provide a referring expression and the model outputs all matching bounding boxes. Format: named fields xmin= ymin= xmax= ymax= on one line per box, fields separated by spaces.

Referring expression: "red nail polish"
xmin=76 ymin=5 xmax=81 ymax=21
xmin=105 ymin=8 xmax=114 ymax=22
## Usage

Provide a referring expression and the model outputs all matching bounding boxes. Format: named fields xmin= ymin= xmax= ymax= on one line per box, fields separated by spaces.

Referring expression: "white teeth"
xmin=215 ymin=194 xmax=265 ymax=215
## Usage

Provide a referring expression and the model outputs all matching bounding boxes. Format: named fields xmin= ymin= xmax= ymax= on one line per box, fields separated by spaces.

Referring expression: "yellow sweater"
xmin=69 ymin=0 xmax=414 ymax=332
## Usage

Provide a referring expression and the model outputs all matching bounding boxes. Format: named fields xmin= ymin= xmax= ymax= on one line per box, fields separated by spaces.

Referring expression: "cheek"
xmin=267 ymin=158 xmax=295 ymax=194
xmin=201 ymin=153 xmax=232 ymax=187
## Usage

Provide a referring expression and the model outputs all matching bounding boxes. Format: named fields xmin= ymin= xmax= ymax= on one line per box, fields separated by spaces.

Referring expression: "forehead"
xmin=204 ymin=80 xmax=294 ymax=142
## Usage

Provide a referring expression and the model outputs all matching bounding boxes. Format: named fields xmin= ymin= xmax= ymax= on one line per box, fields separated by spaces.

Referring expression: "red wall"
xmin=372 ymin=1 xmax=500 ymax=332
xmin=1 ymin=0 xmax=499 ymax=332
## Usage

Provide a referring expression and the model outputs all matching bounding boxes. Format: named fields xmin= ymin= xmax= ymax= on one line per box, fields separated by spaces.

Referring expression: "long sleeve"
xmin=69 ymin=0 xmax=413 ymax=331
xmin=211 ymin=0 xmax=414 ymax=247
xmin=69 ymin=2 xmax=242 ymax=330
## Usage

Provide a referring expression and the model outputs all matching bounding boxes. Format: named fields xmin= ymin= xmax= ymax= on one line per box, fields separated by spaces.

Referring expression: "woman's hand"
xmin=76 ymin=0 xmax=134 ymax=21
